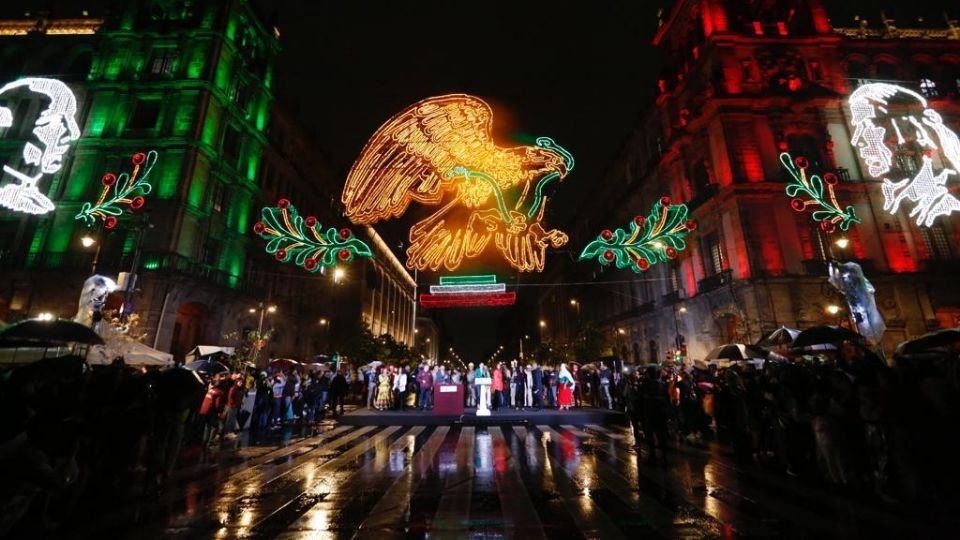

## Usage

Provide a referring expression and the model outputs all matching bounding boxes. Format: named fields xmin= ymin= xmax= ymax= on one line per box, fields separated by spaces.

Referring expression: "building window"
xmin=200 ymin=238 xmax=220 ymax=266
xmin=920 ymin=225 xmax=952 ymax=260
xmin=211 ymin=181 xmax=227 ymax=213
xmin=148 ymin=48 xmax=178 ymax=76
xmin=808 ymin=61 xmax=823 ymax=81
xmin=128 ymin=99 xmax=161 ymax=131
xmin=669 ymin=265 xmax=680 ymax=292
xmin=919 ymin=78 xmax=938 ymax=98
xmin=701 ymin=232 xmax=724 ymax=275
xmin=222 ymin=125 xmax=241 ymax=164
xmin=740 ymin=59 xmax=754 ymax=81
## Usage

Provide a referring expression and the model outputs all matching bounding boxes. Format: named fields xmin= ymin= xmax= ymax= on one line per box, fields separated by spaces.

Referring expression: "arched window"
xmin=875 ymin=61 xmax=898 ymax=82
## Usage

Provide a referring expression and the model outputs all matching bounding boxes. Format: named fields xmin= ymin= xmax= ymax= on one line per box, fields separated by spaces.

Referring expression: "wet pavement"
xmin=67 ymin=415 xmax=953 ymax=539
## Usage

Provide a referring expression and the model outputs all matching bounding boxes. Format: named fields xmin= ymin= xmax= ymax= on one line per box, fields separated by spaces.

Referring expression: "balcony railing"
xmin=698 ymin=269 xmax=732 ymax=294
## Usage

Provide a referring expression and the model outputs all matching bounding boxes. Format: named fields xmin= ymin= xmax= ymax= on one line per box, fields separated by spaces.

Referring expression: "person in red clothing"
xmin=199 ymin=376 xmax=227 ymax=446
xmin=492 ymin=362 xmax=505 ymax=410
xmin=222 ymin=375 xmax=245 ymax=440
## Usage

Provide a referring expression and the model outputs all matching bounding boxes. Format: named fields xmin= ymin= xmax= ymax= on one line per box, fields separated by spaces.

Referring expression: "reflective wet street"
xmin=63 ymin=416 xmax=953 ymax=539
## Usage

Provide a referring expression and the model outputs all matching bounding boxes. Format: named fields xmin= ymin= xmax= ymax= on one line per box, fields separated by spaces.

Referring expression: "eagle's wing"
xmin=343 ymin=94 xmax=497 ymax=224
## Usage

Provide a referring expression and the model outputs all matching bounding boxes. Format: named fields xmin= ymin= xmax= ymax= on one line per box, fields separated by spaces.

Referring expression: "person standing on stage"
xmin=508 ymin=360 xmax=519 ymax=408
xmin=531 ymin=363 xmax=544 ymax=410
xmin=466 ymin=362 xmax=476 ymax=407
xmin=571 ymin=364 xmax=583 ymax=407
xmin=492 ymin=362 xmax=505 ymax=410
xmin=524 ymin=364 xmax=534 ymax=408
xmin=417 ymin=364 xmax=434 ymax=411
xmin=557 ymin=363 xmax=575 ymax=410
xmin=393 ymin=366 xmax=408 ymax=411
xmin=511 ymin=363 xmax=526 ymax=410
xmin=475 ymin=362 xmax=491 ymax=409
xmin=375 ymin=368 xmax=391 ymax=410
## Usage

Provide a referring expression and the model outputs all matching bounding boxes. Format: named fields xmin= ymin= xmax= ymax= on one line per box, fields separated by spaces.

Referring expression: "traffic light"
xmin=675 ymin=334 xmax=687 ymax=363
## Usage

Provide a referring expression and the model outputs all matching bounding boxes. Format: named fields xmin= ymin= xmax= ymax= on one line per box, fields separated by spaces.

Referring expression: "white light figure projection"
xmin=849 ymin=83 xmax=960 ymax=227
xmin=0 ymin=78 xmax=81 ymax=214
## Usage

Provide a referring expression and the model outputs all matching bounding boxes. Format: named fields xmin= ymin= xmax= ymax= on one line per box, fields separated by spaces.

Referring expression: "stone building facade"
xmin=540 ymin=0 xmax=960 ymax=362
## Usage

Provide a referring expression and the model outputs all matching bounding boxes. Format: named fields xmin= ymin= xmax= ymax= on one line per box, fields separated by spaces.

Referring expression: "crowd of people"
xmin=621 ymin=340 xmax=960 ymax=507
xmin=359 ymin=360 xmax=620 ymax=412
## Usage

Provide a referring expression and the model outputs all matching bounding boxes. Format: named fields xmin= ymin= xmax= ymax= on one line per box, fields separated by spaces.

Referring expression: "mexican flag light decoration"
xmin=579 ymin=196 xmax=696 ymax=273
xmin=254 ymin=199 xmax=373 ymax=272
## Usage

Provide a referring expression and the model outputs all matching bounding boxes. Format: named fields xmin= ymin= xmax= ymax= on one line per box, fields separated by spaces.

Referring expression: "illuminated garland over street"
xmin=76 ymin=150 xmax=156 ymax=229
xmin=341 ymin=94 xmax=573 ymax=273
xmin=254 ymin=199 xmax=373 ymax=272
xmin=579 ymin=197 xmax=696 ymax=272
xmin=780 ymin=152 xmax=860 ymax=233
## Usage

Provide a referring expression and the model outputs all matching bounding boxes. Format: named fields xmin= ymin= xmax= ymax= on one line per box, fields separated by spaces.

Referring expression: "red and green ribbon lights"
xmin=254 ymin=199 xmax=373 ymax=272
xmin=579 ymin=196 xmax=696 ymax=273
xmin=781 ymin=152 xmax=860 ymax=233
xmin=75 ymin=150 xmax=155 ymax=229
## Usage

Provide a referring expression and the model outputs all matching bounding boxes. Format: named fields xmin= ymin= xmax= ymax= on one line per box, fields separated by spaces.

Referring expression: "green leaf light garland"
xmin=75 ymin=150 xmax=156 ymax=229
xmin=579 ymin=196 xmax=696 ymax=273
xmin=254 ymin=199 xmax=373 ymax=272
xmin=780 ymin=152 xmax=861 ymax=233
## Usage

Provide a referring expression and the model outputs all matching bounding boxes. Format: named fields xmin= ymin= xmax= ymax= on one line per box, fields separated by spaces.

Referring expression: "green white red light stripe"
xmin=429 ymin=283 xmax=506 ymax=294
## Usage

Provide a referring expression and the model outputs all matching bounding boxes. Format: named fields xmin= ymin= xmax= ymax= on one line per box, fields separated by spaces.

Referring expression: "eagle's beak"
xmin=535 ymin=136 xmax=575 ymax=177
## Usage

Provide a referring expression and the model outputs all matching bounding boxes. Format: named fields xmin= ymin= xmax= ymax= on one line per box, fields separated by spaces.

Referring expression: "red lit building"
xmin=539 ymin=0 xmax=960 ymax=361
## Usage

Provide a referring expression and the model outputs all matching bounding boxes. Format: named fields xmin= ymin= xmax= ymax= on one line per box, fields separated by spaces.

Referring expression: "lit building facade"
xmin=0 ymin=2 xmax=420 ymax=359
xmin=541 ymin=0 xmax=960 ymax=362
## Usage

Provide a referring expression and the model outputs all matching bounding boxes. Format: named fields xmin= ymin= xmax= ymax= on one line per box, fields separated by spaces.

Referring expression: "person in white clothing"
xmin=393 ymin=366 xmax=409 ymax=411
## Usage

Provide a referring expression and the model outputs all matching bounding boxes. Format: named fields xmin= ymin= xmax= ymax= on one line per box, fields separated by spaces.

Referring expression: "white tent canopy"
xmin=185 ymin=345 xmax=235 ymax=362
xmin=90 ymin=341 xmax=174 ymax=367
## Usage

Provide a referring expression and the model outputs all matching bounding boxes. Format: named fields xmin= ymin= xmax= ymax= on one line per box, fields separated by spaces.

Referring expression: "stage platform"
xmin=338 ymin=406 xmax=627 ymax=426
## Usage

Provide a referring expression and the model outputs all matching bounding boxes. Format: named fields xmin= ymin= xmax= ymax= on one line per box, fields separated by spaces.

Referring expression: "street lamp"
xmin=834 ymin=237 xmax=850 ymax=250
xmin=36 ymin=312 xmax=55 ymax=321
xmin=333 ymin=267 xmax=345 ymax=283
xmin=678 ymin=306 xmax=687 ymax=314
xmin=81 ymin=231 xmax=102 ymax=274
xmin=539 ymin=320 xmax=546 ymax=328
xmin=826 ymin=304 xmax=841 ymax=315
xmin=250 ymin=302 xmax=277 ymax=364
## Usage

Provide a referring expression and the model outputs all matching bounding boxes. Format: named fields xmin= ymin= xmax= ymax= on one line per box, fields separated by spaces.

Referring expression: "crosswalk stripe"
xmin=533 ymin=425 xmax=628 ymax=540
xmin=275 ymin=426 xmax=426 ymax=536
xmin=489 ymin=426 xmax=548 ymax=540
xmin=352 ymin=426 xmax=451 ymax=538
xmin=430 ymin=426 xmax=475 ymax=539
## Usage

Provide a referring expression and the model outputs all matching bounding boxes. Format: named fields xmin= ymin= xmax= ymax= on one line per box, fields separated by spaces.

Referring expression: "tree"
xmin=333 ymin=320 xmax=387 ymax=363
xmin=573 ymin=322 xmax=605 ymax=361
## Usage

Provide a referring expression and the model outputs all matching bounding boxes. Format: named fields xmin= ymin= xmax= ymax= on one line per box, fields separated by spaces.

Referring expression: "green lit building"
xmin=0 ymin=1 xmax=290 ymax=358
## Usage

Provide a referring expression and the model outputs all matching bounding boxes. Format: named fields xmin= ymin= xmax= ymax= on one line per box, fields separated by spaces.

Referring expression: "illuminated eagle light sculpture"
xmin=341 ymin=94 xmax=574 ymax=273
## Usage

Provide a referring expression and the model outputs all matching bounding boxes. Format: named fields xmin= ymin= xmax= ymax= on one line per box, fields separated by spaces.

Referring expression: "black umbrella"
xmin=705 ymin=344 xmax=769 ymax=362
xmin=895 ymin=328 xmax=960 ymax=356
xmin=184 ymin=358 xmax=230 ymax=375
xmin=756 ymin=327 xmax=800 ymax=348
xmin=156 ymin=367 xmax=206 ymax=410
xmin=0 ymin=319 xmax=104 ymax=346
xmin=792 ymin=325 xmax=862 ymax=350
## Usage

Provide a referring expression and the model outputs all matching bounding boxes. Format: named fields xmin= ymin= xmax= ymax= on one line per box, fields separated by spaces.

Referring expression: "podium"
xmin=434 ymin=384 xmax=464 ymax=415
xmin=475 ymin=377 xmax=492 ymax=416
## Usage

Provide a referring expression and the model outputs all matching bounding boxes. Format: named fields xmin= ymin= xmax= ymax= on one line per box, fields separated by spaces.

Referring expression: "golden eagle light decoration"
xmin=342 ymin=94 xmax=574 ymax=272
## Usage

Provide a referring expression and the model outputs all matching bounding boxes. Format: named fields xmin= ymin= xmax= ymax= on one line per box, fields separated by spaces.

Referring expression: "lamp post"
xmin=80 ymin=220 xmax=106 ymax=275
xmin=249 ymin=302 xmax=277 ymax=365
